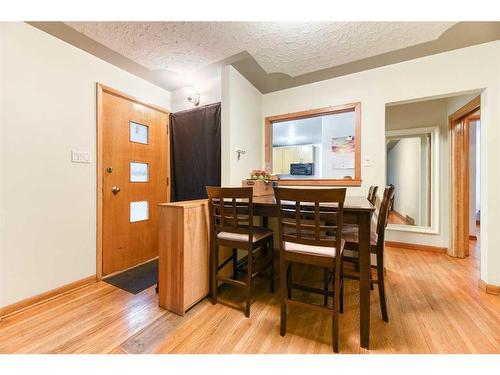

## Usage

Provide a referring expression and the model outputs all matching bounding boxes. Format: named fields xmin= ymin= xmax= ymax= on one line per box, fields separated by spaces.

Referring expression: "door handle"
xmin=112 ymin=186 xmax=121 ymax=195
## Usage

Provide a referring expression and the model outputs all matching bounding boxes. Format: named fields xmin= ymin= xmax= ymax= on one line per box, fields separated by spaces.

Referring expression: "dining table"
xmin=251 ymin=194 xmax=376 ymax=349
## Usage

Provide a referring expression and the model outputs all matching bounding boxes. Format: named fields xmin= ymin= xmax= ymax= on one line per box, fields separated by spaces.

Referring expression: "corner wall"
xmin=262 ymin=40 xmax=500 ymax=285
xmin=221 ymin=66 xmax=263 ymax=186
xmin=0 ymin=22 xmax=172 ymax=308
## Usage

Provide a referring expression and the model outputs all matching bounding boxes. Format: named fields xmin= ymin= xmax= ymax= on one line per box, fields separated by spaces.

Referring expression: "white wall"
xmin=387 ymin=138 xmax=422 ymax=223
xmin=0 ymin=23 xmax=172 ymax=307
xmin=221 ymin=66 xmax=263 ymax=186
xmin=170 ymin=75 xmax=221 ymax=112
xmin=262 ymin=41 xmax=500 ymax=285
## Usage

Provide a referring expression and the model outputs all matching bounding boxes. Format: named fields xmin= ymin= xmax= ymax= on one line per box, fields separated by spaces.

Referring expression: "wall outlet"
xmin=71 ymin=150 xmax=91 ymax=163
xmin=364 ymin=158 xmax=371 ymax=167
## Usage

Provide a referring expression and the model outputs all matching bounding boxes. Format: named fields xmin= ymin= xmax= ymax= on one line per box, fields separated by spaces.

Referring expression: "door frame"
xmin=449 ymin=95 xmax=480 ymax=258
xmin=96 ymin=83 xmax=170 ymax=280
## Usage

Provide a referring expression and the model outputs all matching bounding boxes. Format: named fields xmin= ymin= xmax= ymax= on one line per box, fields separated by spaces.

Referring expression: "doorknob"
xmin=112 ymin=186 xmax=121 ymax=195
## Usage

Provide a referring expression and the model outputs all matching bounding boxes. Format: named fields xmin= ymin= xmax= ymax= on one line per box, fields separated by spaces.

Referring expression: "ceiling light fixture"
xmin=187 ymin=92 xmax=200 ymax=106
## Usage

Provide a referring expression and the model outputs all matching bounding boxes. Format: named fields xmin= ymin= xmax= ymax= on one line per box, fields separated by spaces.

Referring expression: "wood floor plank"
xmin=0 ymin=241 xmax=498 ymax=354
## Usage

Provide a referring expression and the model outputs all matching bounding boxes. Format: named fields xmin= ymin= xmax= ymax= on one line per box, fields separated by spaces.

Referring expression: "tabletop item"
xmin=241 ymin=179 xmax=274 ymax=196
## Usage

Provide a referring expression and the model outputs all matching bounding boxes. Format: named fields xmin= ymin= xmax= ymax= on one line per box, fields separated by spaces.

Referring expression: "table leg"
xmin=358 ymin=212 xmax=371 ymax=349
xmin=262 ymin=215 xmax=269 ymax=228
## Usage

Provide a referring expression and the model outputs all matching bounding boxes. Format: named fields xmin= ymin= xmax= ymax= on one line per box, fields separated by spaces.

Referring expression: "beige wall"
xmin=0 ymin=23 xmax=172 ymax=307
xmin=221 ymin=66 xmax=263 ymax=186
xmin=263 ymin=40 xmax=500 ymax=285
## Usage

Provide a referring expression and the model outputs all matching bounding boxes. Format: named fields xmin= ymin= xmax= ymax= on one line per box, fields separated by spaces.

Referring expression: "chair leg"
xmin=232 ymin=248 xmax=238 ymax=279
xmin=339 ymin=262 xmax=344 ymax=314
xmin=269 ymin=241 xmax=275 ymax=293
xmin=339 ymin=281 xmax=344 ymax=314
xmin=245 ymin=251 xmax=253 ymax=318
xmin=280 ymin=257 xmax=287 ymax=336
xmin=370 ymin=267 xmax=374 ymax=290
xmin=323 ymin=267 xmax=329 ymax=306
xmin=377 ymin=251 xmax=389 ymax=322
xmin=212 ymin=244 xmax=219 ymax=305
xmin=287 ymin=264 xmax=293 ymax=299
xmin=332 ymin=266 xmax=340 ymax=353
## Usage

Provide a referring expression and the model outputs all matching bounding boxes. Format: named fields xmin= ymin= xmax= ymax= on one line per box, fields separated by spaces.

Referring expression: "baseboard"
xmin=469 ymin=235 xmax=477 ymax=241
xmin=385 ymin=241 xmax=447 ymax=253
xmin=0 ymin=275 xmax=97 ymax=318
xmin=478 ymin=279 xmax=500 ymax=296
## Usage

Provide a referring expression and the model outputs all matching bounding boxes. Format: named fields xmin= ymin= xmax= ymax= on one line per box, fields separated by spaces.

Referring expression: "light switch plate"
xmin=71 ymin=150 xmax=91 ymax=163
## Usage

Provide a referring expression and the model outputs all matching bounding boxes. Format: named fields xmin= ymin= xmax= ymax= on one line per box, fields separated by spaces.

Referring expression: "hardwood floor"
xmin=388 ymin=211 xmax=412 ymax=225
xmin=0 ymin=242 xmax=498 ymax=354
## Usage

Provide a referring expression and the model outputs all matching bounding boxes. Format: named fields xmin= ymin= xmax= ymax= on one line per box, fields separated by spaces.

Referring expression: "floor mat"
xmin=104 ymin=259 xmax=158 ymax=294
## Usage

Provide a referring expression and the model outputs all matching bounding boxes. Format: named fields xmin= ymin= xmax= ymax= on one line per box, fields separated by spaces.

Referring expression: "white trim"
xmin=385 ymin=126 xmax=440 ymax=235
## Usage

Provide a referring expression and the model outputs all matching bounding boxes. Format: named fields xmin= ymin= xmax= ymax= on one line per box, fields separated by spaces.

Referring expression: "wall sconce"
xmin=187 ymin=91 xmax=200 ymax=106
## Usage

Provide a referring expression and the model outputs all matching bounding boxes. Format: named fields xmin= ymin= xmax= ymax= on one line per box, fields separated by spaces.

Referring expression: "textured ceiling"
xmin=65 ymin=22 xmax=455 ymax=78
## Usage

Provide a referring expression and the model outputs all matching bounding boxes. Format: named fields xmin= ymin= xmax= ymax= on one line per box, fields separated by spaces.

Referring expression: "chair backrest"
xmin=367 ymin=185 xmax=379 ymax=206
xmin=206 ymin=187 xmax=254 ymax=241
xmin=375 ymin=185 xmax=396 ymax=246
xmin=274 ymin=187 xmax=346 ymax=255
xmin=388 ymin=184 xmax=395 ymax=211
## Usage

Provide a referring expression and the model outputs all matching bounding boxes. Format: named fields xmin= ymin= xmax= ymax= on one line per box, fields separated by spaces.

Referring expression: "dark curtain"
xmin=170 ymin=102 xmax=221 ymax=201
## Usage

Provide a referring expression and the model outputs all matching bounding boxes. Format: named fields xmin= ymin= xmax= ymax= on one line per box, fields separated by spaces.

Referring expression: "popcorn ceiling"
xmin=66 ymin=22 xmax=455 ymax=77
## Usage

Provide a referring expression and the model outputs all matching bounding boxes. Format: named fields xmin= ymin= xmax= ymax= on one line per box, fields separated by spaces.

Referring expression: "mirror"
xmin=386 ymin=127 xmax=439 ymax=230
xmin=265 ymin=103 xmax=361 ymax=185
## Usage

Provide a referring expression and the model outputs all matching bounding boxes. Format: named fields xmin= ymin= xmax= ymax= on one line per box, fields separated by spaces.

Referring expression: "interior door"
xmin=100 ymin=87 xmax=169 ymax=276
xmin=451 ymin=117 xmax=469 ymax=258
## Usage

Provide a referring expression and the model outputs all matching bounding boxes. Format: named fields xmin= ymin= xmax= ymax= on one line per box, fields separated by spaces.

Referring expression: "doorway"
xmin=449 ymin=96 xmax=480 ymax=259
xmin=96 ymin=84 xmax=170 ymax=278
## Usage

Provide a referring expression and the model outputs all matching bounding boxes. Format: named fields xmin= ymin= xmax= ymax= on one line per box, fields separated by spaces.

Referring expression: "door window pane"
xmin=130 ymin=162 xmax=148 ymax=182
xmin=130 ymin=201 xmax=148 ymax=222
xmin=130 ymin=121 xmax=148 ymax=144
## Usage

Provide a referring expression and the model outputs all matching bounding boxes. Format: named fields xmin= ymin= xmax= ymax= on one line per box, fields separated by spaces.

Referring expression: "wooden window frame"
xmin=265 ymin=102 xmax=361 ymax=186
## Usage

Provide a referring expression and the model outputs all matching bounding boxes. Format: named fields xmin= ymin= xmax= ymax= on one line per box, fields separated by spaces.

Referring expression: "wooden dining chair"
xmin=206 ymin=186 xmax=275 ymax=317
xmin=274 ymin=187 xmax=346 ymax=353
xmin=344 ymin=185 xmax=378 ymax=234
xmin=367 ymin=185 xmax=379 ymax=206
xmin=342 ymin=185 xmax=395 ymax=322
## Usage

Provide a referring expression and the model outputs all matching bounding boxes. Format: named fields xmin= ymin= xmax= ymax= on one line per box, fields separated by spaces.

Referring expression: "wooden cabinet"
xmin=158 ymin=199 xmax=232 ymax=316
xmin=272 ymin=145 xmax=315 ymax=174
xmin=158 ymin=200 xmax=211 ymax=316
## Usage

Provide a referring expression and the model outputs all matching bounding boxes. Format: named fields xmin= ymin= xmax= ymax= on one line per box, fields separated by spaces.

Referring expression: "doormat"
xmin=104 ymin=259 xmax=158 ymax=294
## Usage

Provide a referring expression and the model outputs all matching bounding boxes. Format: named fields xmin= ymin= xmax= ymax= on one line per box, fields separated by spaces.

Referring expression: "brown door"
xmin=99 ymin=85 xmax=169 ymax=276
xmin=449 ymin=95 xmax=480 ymax=259
xmin=451 ymin=116 xmax=470 ymax=258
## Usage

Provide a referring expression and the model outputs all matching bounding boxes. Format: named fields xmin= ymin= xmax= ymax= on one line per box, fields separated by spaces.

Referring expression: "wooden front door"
xmin=98 ymin=85 xmax=170 ymax=277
